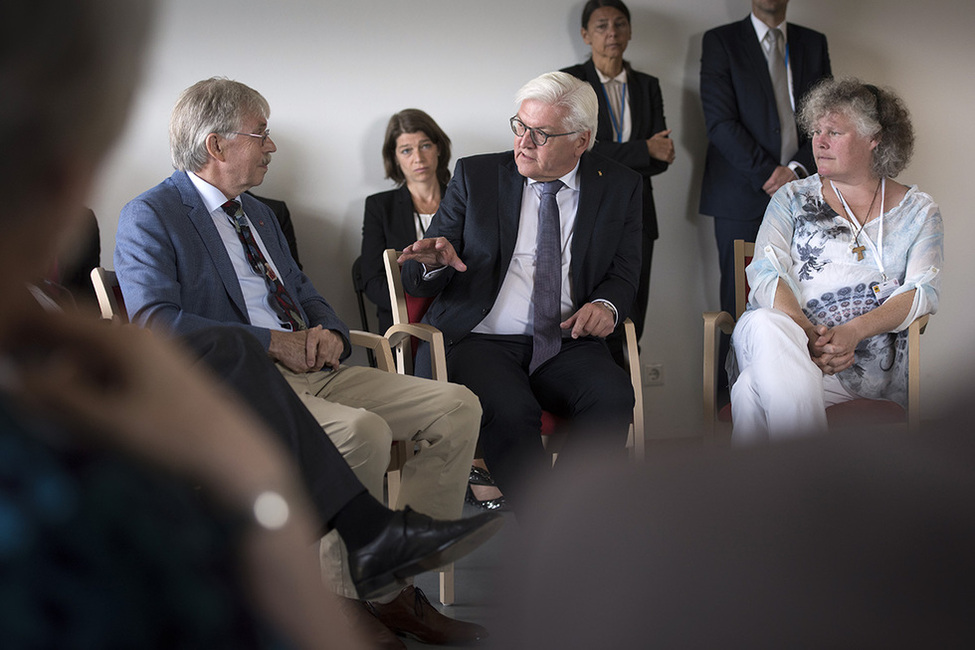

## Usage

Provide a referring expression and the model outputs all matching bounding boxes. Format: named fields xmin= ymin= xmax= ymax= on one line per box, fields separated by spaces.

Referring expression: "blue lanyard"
xmin=600 ymin=81 xmax=626 ymax=143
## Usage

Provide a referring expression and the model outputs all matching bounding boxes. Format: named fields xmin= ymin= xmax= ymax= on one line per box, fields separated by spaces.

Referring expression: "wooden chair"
xmin=350 ymin=256 xmax=377 ymax=367
xmin=89 ymin=267 xmax=453 ymax=601
xmin=383 ymin=249 xmax=646 ymax=461
xmin=702 ymin=240 xmax=929 ymax=437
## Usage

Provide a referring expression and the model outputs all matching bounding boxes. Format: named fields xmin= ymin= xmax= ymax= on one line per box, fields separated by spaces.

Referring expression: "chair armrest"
xmin=703 ymin=311 xmax=736 ymax=429
xmin=620 ymin=318 xmax=645 ymax=460
xmin=907 ymin=314 xmax=930 ymax=431
xmin=385 ymin=323 xmax=448 ymax=381
xmin=349 ymin=330 xmax=395 ymax=373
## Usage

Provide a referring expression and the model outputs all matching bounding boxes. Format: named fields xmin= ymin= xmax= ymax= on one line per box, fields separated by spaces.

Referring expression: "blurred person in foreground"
xmin=0 ymin=0 xmax=366 ymax=647
xmin=729 ymin=78 xmax=942 ymax=443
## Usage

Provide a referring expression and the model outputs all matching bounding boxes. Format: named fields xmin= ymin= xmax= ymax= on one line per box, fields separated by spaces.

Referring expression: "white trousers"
xmin=730 ymin=308 xmax=856 ymax=445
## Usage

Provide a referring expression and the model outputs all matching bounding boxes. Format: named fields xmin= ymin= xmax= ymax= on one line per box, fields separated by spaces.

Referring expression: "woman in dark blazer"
xmin=563 ymin=0 xmax=674 ymax=361
xmin=360 ymin=109 xmax=450 ymax=334
xmin=361 ymin=110 xmax=507 ymax=511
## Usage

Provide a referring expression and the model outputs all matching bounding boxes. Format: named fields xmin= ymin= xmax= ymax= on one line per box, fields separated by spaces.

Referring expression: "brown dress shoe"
xmin=366 ymin=585 xmax=489 ymax=645
xmin=339 ymin=596 xmax=406 ymax=649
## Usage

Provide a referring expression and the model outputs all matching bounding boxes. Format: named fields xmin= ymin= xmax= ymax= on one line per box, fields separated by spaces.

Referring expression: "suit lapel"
xmin=173 ymin=171 xmax=249 ymax=318
xmin=624 ymin=62 xmax=648 ymax=138
xmin=393 ymin=186 xmax=417 ymax=244
xmin=584 ymin=59 xmax=613 ymax=142
xmin=571 ymin=153 xmax=601 ymax=300
xmin=740 ymin=16 xmax=776 ymax=107
xmin=498 ymin=156 xmax=524 ymax=276
xmin=786 ymin=24 xmax=807 ymax=98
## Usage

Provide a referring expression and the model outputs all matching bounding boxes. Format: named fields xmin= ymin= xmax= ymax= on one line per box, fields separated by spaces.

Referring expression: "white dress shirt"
xmin=594 ymin=67 xmax=632 ymax=143
xmin=472 ymin=163 xmax=582 ymax=335
xmin=187 ymin=172 xmax=291 ymax=331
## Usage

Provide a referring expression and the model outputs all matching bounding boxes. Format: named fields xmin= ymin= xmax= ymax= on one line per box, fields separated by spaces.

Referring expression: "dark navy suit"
xmin=700 ymin=14 xmax=831 ymax=317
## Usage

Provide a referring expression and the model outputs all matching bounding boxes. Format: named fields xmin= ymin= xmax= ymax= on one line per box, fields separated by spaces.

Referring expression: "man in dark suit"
xmin=699 ymin=0 xmax=831 ymax=389
xmin=400 ymin=72 xmax=641 ymax=505
xmin=115 ymin=77 xmax=501 ymax=645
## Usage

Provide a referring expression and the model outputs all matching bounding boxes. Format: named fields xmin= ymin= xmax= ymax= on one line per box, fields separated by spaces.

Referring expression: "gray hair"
xmin=798 ymin=77 xmax=915 ymax=178
xmin=515 ymin=72 xmax=598 ymax=151
xmin=1 ymin=0 xmax=153 ymax=216
xmin=169 ymin=78 xmax=270 ymax=172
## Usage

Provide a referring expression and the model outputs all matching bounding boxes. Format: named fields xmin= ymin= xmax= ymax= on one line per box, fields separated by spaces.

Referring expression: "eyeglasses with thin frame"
xmin=231 ymin=129 xmax=271 ymax=146
xmin=509 ymin=116 xmax=577 ymax=147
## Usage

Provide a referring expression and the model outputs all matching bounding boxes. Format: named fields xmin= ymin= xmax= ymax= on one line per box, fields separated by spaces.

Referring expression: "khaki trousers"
xmin=276 ymin=364 xmax=480 ymax=597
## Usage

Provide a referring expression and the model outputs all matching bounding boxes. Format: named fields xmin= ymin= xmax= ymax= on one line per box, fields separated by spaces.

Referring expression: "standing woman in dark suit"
xmin=360 ymin=109 xmax=451 ymax=334
xmin=563 ymin=0 xmax=674 ymax=361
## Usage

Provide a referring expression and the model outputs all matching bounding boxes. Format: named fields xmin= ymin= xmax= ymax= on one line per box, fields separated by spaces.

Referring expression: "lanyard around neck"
xmin=831 ymin=178 xmax=887 ymax=278
xmin=600 ymin=81 xmax=626 ymax=143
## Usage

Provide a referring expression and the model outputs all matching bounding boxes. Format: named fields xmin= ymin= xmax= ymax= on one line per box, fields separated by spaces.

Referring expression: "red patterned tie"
xmin=221 ymin=200 xmax=307 ymax=331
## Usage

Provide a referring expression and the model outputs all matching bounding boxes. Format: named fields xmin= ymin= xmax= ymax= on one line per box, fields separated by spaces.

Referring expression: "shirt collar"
xmin=187 ymin=171 xmax=240 ymax=215
xmin=527 ymin=159 xmax=582 ymax=193
xmin=751 ymin=12 xmax=787 ymax=46
xmin=593 ymin=66 xmax=627 ymax=85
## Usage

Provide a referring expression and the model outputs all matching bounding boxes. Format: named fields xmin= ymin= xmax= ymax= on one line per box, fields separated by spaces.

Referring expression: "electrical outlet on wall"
xmin=644 ymin=363 xmax=664 ymax=386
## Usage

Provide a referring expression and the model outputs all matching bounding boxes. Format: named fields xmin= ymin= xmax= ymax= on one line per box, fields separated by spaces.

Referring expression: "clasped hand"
xmin=806 ymin=322 xmax=861 ymax=375
xmin=269 ymin=326 xmax=343 ymax=373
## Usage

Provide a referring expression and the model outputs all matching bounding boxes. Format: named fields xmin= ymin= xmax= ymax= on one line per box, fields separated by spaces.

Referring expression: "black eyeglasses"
xmin=509 ymin=116 xmax=578 ymax=146
xmin=231 ymin=129 xmax=271 ymax=146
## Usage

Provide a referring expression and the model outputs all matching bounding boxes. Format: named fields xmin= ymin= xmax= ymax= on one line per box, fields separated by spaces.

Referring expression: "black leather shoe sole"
xmin=355 ymin=511 xmax=504 ymax=600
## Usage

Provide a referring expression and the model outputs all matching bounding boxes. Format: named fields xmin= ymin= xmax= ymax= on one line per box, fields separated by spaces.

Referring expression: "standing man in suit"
xmin=115 ymin=77 xmax=499 ymax=646
xmin=700 ymin=0 xmax=832 ymax=387
xmin=700 ymin=0 xmax=831 ymax=388
xmin=562 ymin=0 xmax=674 ymax=365
xmin=400 ymin=72 xmax=641 ymax=506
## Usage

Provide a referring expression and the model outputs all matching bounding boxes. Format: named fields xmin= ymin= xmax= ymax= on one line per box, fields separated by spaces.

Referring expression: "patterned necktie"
xmin=221 ymin=200 xmax=307 ymax=331
xmin=767 ymin=28 xmax=798 ymax=164
xmin=529 ymin=180 xmax=564 ymax=374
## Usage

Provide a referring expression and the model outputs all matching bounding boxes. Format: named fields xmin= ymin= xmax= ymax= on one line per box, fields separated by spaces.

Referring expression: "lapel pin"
xmin=598 ymin=170 xmax=603 ymax=176
xmin=259 ymin=220 xmax=265 ymax=226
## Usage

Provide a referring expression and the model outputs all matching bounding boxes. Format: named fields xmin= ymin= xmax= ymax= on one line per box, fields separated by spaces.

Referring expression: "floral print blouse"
xmin=744 ymin=175 xmax=943 ymax=406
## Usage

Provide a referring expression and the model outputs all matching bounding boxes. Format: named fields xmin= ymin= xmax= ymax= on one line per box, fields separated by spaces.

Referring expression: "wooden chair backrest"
xmin=733 ymin=240 xmax=755 ymax=320
xmin=90 ymin=267 xmax=128 ymax=322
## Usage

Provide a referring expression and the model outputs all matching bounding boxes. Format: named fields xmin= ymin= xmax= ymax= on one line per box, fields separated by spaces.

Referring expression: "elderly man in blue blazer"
xmin=115 ymin=77 xmax=497 ymax=646
xmin=400 ymin=72 xmax=641 ymax=507
xmin=700 ymin=0 xmax=831 ymax=390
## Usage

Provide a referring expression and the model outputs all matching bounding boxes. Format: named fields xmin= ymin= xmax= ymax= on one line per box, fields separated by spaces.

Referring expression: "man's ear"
xmin=204 ymin=133 xmax=226 ymax=162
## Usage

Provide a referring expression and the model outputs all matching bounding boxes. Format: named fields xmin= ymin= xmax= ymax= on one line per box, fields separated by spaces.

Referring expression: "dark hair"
xmin=382 ymin=109 xmax=452 ymax=187
xmin=581 ymin=0 xmax=631 ymax=29
xmin=798 ymin=77 xmax=915 ymax=178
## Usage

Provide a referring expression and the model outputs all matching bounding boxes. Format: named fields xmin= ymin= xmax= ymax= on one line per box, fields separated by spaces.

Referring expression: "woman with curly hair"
xmin=729 ymin=78 xmax=943 ymax=443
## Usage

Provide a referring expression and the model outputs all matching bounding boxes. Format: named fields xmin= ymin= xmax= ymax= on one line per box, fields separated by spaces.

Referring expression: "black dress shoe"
xmin=349 ymin=507 xmax=503 ymax=601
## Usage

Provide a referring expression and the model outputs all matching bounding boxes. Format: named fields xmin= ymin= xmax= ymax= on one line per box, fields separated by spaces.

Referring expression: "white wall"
xmin=90 ymin=0 xmax=975 ymax=438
